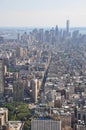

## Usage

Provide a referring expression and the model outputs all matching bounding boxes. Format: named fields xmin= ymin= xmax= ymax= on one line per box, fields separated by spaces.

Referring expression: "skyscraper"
xmin=16 ymin=47 xmax=24 ymax=57
xmin=30 ymin=79 xmax=38 ymax=103
xmin=13 ymin=80 xmax=24 ymax=101
xmin=66 ymin=20 xmax=70 ymax=34
xmin=0 ymin=59 xmax=4 ymax=98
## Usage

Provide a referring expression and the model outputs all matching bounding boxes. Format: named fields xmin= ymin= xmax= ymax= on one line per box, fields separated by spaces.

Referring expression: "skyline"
xmin=0 ymin=0 xmax=86 ymax=27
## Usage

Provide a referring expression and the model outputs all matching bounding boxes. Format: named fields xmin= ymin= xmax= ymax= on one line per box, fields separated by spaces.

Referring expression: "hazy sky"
xmin=0 ymin=0 xmax=86 ymax=27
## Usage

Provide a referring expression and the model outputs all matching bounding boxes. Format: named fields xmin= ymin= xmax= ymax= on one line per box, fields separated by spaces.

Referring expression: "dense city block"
xmin=0 ymin=21 xmax=86 ymax=130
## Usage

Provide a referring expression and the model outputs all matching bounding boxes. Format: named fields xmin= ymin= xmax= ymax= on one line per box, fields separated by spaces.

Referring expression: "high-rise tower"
xmin=13 ymin=80 xmax=24 ymax=101
xmin=66 ymin=20 xmax=70 ymax=34
xmin=0 ymin=59 xmax=4 ymax=98
xmin=30 ymin=79 xmax=38 ymax=103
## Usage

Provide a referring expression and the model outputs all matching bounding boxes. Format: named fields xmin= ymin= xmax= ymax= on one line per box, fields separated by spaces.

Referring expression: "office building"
xmin=76 ymin=107 xmax=86 ymax=125
xmin=7 ymin=121 xmax=24 ymax=130
xmin=17 ymin=33 xmax=21 ymax=41
xmin=0 ymin=59 xmax=4 ymax=98
xmin=30 ymin=79 xmax=38 ymax=103
xmin=0 ymin=108 xmax=8 ymax=129
xmin=31 ymin=118 xmax=61 ymax=130
xmin=16 ymin=47 xmax=24 ymax=57
xmin=13 ymin=80 xmax=24 ymax=101
xmin=66 ymin=20 xmax=70 ymax=34
xmin=76 ymin=124 xmax=86 ymax=130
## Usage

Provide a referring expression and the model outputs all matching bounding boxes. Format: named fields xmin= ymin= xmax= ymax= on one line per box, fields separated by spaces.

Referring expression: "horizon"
xmin=0 ymin=26 xmax=86 ymax=29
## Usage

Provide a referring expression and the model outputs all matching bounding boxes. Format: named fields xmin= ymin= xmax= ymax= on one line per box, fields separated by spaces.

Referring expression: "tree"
xmin=3 ymin=102 xmax=31 ymax=130
xmin=24 ymin=120 xmax=31 ymax=130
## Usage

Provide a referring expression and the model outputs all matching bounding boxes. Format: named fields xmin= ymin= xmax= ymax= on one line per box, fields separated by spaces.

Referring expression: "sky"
xmin=0 ymin=0 xmax=86 ymax=27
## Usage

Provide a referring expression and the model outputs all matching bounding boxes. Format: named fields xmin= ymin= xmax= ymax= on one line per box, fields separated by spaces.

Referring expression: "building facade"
xmin=31 ymin=118 xmax=61 ymax=130
xmin=0 ymin=59 xmax=4 ymax=98
xmin=30 ymin=79 xmax=38 ymax=103
xmin=0 ymin=108 xmax=8 ymax=129
xmin=13 ymin=80 xmax=24 ymax=101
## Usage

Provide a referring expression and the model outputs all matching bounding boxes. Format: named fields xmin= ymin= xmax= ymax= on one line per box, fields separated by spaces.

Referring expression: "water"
xmin=70 ymin=27 xmax=86 ymax=34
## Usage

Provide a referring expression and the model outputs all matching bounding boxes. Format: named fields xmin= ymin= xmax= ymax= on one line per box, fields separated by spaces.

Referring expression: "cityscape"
xmin=0 ymin=19 xmax=86 ymax=130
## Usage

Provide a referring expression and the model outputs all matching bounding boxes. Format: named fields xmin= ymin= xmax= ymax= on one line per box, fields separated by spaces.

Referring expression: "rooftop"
xmin=7 ymin=121 xmax=24 ymax=130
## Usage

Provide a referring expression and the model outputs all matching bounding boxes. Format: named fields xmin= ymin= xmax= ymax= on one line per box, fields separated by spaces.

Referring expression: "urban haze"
xmin=0 ymin=0 xmax=86 ymax=130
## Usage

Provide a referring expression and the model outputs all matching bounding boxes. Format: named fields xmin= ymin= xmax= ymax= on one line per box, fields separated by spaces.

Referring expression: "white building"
xmin=31 ymin=118 xmax=61 ymax=130
xmin=0 ymin=108 xmax=8 ymax=128
xmin=7 ymin=121 xmax=24 ymax=130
